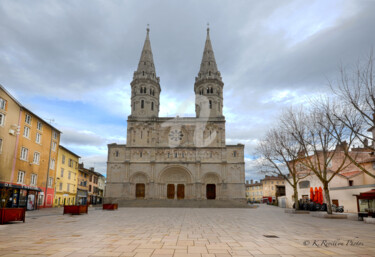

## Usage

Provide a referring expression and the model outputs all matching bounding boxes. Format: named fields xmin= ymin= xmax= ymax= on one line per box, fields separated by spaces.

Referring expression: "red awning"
xmin=356 ymin=189 xmax=375 ymax=200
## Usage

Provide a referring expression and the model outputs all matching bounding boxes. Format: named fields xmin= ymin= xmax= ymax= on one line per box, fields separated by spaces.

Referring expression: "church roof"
xmin=195 ymin=27 xmax=222 ymax=83
xmin=133 ymin=27 xmax=159 ymax=83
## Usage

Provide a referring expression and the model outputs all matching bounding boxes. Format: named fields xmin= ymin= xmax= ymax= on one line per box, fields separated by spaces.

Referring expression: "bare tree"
xmin=281 ymin=106 xmax=356 ymax=214
xmin=328 ymin=51 xmax=375 ymax=179
xmin=255 ymin=126 xmax=309 ymax=210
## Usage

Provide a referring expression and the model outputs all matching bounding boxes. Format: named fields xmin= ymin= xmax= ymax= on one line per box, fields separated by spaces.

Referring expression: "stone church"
xmin=105 ymin=28 xmax=245 ymax=202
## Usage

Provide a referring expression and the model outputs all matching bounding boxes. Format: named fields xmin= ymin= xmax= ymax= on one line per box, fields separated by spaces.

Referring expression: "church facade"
xmin=105 ymin=28 xmax=245 ymax=201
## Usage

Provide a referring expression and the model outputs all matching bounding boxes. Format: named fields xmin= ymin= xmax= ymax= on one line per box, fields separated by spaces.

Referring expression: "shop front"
xmin=0 ymin=182 xmax=42 ymax=211
xmin=77 ymin=189 xmax=88 ymax=205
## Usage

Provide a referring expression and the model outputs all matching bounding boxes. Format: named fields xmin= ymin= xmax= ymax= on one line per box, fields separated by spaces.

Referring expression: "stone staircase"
xmin=113 ymin=199 xmax=254 ymax=208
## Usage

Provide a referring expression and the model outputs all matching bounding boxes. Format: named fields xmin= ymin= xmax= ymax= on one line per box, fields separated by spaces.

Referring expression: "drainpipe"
xmin=10 ymin=108 xmax=22 ymax=183
xmin=43 ymin=127 xmax=53 ymax=208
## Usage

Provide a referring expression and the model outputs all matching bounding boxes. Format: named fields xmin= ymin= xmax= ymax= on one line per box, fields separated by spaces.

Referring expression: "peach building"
xmin=285 ymin=145 xmax=375 ymax=212
xmin=0 ymin=85 xmax=61 ymax=210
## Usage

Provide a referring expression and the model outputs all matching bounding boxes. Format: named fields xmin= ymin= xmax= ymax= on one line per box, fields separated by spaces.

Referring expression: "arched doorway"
xmin=202 ymin=173 xmax=220 ymax=200
xmin=159 ymin=166 xmax=192 ymax=200
xmin=130 ymin=172 xmax=148 ymax=199
xmin=206 ymin=184 xmax=216 ymax=199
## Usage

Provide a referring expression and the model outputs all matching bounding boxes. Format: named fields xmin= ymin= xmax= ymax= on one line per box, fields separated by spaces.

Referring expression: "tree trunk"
xmin=323 ymin=183 xmax=332 ymax=214
xmin=293 ymin=186 xmax=299 ymax=210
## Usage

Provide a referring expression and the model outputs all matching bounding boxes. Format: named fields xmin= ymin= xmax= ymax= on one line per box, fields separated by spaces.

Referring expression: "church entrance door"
xmin=167 ymin=184 xmax=175 ymax=199
xmin=136 ymin=183 xmax=145 ymax=199
xmin=206 ymin=184 xmax=216 ymax=199
xmin=177 ymin=184 xmax=185 ymax=199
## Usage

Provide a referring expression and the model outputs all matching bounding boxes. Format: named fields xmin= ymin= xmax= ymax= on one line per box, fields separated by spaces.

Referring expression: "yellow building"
xmin=1 ymin=84 xmax=61 ymax=210
xmin=246 ymin=180 xmax=263 ymax=203
xmin=262 ymin=175 xmax=285 ymax=203
xmin=54 ymin=145 xmax=80 ymax=206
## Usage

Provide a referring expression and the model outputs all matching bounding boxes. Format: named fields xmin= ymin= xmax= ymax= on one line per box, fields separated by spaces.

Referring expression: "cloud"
xmin=1 ymin=0 xmax=374 ymax=182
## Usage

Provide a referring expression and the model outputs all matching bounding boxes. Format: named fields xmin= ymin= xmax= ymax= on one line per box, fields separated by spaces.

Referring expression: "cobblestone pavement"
xmin=0 ymin=205 xmax=374 ymax=257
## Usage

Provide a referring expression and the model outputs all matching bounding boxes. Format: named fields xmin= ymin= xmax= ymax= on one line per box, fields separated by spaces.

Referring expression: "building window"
xmin=33 ymin=152 xmax=40 ymax=165
xmin=17 ymin=171 xmax=25 ymax=183
xmin=349 ymin=180 xmax=353 ymax=186
xmin=115 ymin=150 xmax=119 ymax=157
xmin=20 ymin=147 xmax=28 ymax=161
xmin=25 ymin=114 xmax=32 ymax=125
xmin=68 ymin=171 xmax=71 ymax=179
xmin=62 ymin=155 xmax=65 ymax=164
xmin=67 ymin=184 xmax=70 ymax=192
xmin=36 ymin=132 xmax=41 ymax=144
xmin=23 ymin=126 xmax=30 ymax=138
xmin=30 ymin=174 xmax=37 ymax=186
xmin=59 ymin=182 xmax=62 ymax=191
xmin=53 ymin=131 xmax=58 ymax=140
xmin=68 ymin=159 xmax=73 ymax=167
xmin=233 ymin=151 xmax=237 ymax=157
xmin=50 ymin=159 xmax=55 ymax=170
xmin=89 ymin=185 xmax=92 ymax=192
xmin=209 ymin=100 xmax=212 ymax=109
xmin=0 ymin=113 xmax=4 ymax=126
xmin=151 ymin=102 xmax=154 ymax=111
xmin=174 ymin=152 xmax=177 ymax=158
xmin=299 ymin=181 xmax=310 ymax=189
xmin=0 ymin=98 xmax=6 ymax=110
xmin=48 ymin=177 xmax=53 ymax=187
xmin=61 ymin=168 xmax=64 ymax=177
xmin=141 ymin=100 xmax=144 ymax=109
xmin=52 ymin=142 xmax=57 ymax=151
xmin=140 ymin=152 xmax=143 ymax=158
xmin=37 ymin=121 xmax=43 ymax=131
xmin=0 ymin=138 xmax=2 ymax=153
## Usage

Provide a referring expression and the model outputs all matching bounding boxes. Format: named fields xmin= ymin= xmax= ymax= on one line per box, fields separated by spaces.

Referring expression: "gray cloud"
xmin=1 ymin=0 xmax=374 ymax=181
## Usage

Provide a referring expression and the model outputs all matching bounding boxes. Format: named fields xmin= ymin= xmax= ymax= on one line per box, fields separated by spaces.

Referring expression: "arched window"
xmin=210 ymin=87 xmax=213 ymax=93
xmin=151 ymin=102 xmax=154 ymax=111
xmin=141 ymin=100 xmax=144 ymax=109
xmin=209 ymin=100 xmax=212 ymax=109
xmin=207 ymin=88 xmax=209 ymax=94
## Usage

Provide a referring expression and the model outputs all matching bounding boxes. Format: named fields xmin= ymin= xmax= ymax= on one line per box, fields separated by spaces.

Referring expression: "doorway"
xmin=206 ymin=184 xmax=216 ymax=199
xmin=167 ymin=184 xmax=175 ymax=199
xmin=136 ymin=183 xmax=145 ymax=199
xmin=177 ymin=184 xmax=185 ymax=199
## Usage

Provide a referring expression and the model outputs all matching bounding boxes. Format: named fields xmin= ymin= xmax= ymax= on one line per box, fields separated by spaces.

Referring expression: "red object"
xmin=0 ymin=208 xmax=26 ymax=225
xmin=314 ymin=187 xmax=319 ymax=203
xmin=318 ymin=187 xmax=323 ymax=204
xmin=63 ymin=205 xmax=88 ymax=215
xmin=310 ymin=187 xmax=314 ymax=201
xmin=103 ymin=204 xmax=118 ymax=210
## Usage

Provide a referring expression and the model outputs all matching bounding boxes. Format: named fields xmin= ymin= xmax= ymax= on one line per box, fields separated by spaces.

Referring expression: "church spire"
xmin=133 ymin=26 xmax=159 ymax=83
xmin=196 ymin=25 xmax=222 ymax=83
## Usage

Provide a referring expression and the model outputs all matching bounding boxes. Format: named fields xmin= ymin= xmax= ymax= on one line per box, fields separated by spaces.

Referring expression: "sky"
xmin=1 ymin=0 xmax=375 ymax=180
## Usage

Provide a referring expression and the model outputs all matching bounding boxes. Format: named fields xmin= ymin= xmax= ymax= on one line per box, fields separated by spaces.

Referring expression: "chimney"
xmin=246 ymin=180 xmax=249 ymax=184
xmin=250 ymin=179 xmax=253 ymax=184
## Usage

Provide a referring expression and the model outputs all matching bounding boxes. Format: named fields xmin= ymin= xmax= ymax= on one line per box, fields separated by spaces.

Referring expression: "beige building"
xmin=105 ymin=28 xmax=245 ymax=203
xmin=246 ymin=180 xmax=263 ymax=203
xmin=261 ymin=175 xmax=285 ymax=203
xmin=285 ymin=146 xmax=375 ymax=212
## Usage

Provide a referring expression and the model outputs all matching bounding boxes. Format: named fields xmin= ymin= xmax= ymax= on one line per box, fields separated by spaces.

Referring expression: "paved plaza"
xmin=0 ymin=205 xmax=374 ymax=257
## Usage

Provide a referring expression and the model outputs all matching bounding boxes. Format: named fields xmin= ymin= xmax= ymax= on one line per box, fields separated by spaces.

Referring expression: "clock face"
xmin=169 ymin=129 xmax=183 ymax=142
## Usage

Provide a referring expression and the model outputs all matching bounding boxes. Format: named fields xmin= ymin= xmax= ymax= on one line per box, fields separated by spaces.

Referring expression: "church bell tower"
xmin=194 ymin=27 xmax=224 ymax=119
xmin=130 ymin=27 xmax=161 ymax=119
